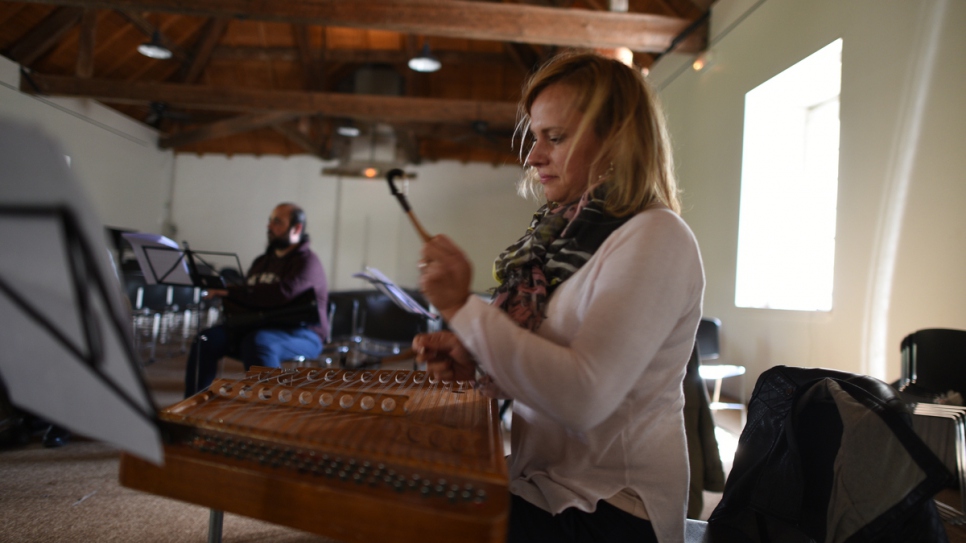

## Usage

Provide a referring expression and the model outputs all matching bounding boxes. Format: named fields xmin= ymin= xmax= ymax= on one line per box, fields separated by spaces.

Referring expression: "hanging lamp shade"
xmin=408 ymin=43 xmax=441 ymax=73
xmin=137 ymin=31 xmax=172 ymax=60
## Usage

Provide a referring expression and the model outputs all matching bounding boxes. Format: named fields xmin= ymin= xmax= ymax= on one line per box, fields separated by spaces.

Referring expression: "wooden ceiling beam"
xmin=5 ymin=6 xmax=83 ymax=66
xmin=75 ymin=8 xmax=97 ymax=77
xmin=292 ymin=24 xmax=319 ymax=91
xmin=179 ymin=17 xmax=229 ymax=84
xmin=159 ymin=111 xmax=303 ymax=148
xmin=15 ymin=0 xmax=706 ymax=53
xmin=21 ymin=73 xmax=521 ymax=127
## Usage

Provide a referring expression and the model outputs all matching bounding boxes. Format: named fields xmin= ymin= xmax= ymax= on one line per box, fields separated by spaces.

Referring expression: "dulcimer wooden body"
xmin=119 ymin=366 xmax=508 ymax=543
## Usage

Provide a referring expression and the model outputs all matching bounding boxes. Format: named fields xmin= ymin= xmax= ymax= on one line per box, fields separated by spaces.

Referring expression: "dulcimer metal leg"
xmin=208 ymin=509 xmax=224 ymax=543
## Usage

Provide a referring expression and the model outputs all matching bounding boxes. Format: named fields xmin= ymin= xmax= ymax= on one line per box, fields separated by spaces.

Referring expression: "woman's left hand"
xmin=419 ymin=234 xmax=472 ymax=321
xmin=413 ymin=331 xmax=476 ymax=383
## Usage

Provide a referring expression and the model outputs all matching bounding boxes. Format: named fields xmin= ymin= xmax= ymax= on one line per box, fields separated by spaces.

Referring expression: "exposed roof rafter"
xmin=21 ymin=72 xmax=521 ymax=126
xmin=13 ymin=0 xmax=706 ymax=53
xmin=5 ymin=6 xmax=83 ymax=66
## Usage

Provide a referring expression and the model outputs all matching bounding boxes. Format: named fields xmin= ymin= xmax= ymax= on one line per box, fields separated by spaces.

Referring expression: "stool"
xmin=696 ymin=317 xmax=747 ymax=426
xmin=698 ymin=364 xmax=746 ymax=426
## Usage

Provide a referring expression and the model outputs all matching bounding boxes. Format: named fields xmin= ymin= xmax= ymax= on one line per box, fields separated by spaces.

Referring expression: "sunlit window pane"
xmin=735 ymin=39 xmax=842 ymax=312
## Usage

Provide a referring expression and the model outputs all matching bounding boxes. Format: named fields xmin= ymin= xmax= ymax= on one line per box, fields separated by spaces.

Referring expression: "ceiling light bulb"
xmin=692 ymin=51 xmax=714 ymax=72
xmin=408 ymin=43 xmax=441 ymax=73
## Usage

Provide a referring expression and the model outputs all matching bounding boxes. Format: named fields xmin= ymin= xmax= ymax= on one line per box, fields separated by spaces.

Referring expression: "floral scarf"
xmin=491 ymin=189 xmax=630 ymax=331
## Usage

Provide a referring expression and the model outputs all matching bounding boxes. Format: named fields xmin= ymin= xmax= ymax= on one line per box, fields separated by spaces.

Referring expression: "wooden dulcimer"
xmin=119 ymin=366 xmax=508 ymax=543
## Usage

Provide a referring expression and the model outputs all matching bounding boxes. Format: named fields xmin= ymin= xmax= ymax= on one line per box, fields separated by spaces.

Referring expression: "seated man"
xmin=184 ymin=203 xmax=328 ymax=397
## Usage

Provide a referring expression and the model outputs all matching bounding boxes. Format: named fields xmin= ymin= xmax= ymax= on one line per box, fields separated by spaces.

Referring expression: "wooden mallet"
xmin=386 ymin=168 xmax=432 ymax=242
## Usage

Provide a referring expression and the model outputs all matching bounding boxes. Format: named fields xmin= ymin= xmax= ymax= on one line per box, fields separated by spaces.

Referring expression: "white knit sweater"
xmin=449 ymin=206 xmax=704 ymax=543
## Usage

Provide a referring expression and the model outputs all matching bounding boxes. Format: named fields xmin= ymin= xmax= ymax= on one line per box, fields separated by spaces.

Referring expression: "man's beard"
xmin=267 ymin=231 xmax=293 ymax=250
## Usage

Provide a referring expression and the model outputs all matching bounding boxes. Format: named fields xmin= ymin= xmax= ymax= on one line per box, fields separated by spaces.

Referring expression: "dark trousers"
xmin=507 ymin=494 xmax=658 ymax=543
xmin=184 ymin=324 xmax=322 ymax=397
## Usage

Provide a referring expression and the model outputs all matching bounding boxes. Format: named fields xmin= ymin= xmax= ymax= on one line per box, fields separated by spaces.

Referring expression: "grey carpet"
xmin=0 ymin=354 xmax=335 ymax=543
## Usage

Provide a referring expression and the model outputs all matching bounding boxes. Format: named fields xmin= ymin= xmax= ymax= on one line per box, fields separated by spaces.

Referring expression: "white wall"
xmin=0 ymin=57 xmax=173 ymax=233
xmin=650 ymin=0 xmax=966 ymax=395
xmin=170 ymin=155 xmax=535 ymax=293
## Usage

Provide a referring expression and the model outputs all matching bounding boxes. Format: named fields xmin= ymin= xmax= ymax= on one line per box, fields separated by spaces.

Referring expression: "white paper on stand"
xmin=352 ymin=267 xmax=438 ymax=320
xmin=121 ymin=232 xmax=192 ymax=286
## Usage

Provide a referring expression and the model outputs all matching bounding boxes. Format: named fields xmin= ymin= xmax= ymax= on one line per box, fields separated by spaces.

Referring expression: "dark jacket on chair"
xmin=707 ymin=366 xmax=950 ymax=543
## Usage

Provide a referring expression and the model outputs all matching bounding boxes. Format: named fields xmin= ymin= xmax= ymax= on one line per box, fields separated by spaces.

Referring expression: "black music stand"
xmin=122 ymin=232 xmax=241 ymax=290
xmin=0 ymin=120 xmax=163 ymax=465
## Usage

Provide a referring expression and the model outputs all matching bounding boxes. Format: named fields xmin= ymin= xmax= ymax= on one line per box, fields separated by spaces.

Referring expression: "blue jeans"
xmin=184 ymin=324 xmax=322 ymax=397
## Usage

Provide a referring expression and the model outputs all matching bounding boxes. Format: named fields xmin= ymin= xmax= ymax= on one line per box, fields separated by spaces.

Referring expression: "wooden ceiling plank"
xmin=0 ymin=4 xmax=29 ymax=30
xmin=209 ymin=46 xmax=512 ymax=67
xmin=180 ymin=17 xmax=229 ymax=84
xmin=212 ymin=46 xmax=506 ymax=66
xmin=503 ymin=42 xmax=541 ymax=74
xmin=74 ymin=8 xmax=96 ymax=77
xmin=15 ymin=0 xmax=705 ymax=53
xmin=160 ymin=110 xmax=303 ymax=148
xmin=650 ymin=0 xmax=683 ymax=16
xmin=6 ymin=6 xmax=82 ymax=66
xmin=211 ymin=45 xmax=297 ymax=62
xmin=23 ymin=73 xmax=521 ymax=126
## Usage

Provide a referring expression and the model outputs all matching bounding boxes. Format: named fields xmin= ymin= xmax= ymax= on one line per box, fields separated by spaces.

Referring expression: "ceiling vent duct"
xmin=326 ymin=66 xmax=409 ymax=178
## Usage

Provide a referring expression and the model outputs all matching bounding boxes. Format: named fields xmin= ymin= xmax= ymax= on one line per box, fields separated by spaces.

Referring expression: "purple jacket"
xmin=227 ymin=240 xmax=328 ymax=341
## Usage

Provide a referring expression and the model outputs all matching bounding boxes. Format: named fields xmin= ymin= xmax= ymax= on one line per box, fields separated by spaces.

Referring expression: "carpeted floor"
xmin=0 ymin=354 xmax=336 ymax=543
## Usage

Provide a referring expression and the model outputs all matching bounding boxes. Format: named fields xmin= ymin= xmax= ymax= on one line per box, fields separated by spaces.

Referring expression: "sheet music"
xmin=352 ymin=267 xmax=438 ymax=320
xmin=121 ymin=232 xmax=193 ymax=286
xmin=0 ymin=119 xmax=162 ymax=464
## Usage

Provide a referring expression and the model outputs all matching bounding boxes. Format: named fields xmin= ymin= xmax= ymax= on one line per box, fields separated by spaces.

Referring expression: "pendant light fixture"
xmin=408 ymin=43 xmax=441 ymax=73
xmin=138 ymin=31 xmax=172 ymax=60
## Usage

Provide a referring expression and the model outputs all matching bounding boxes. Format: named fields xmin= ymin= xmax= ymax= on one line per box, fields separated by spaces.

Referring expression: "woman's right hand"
xmin=412 ymin=331 xmax=476 ymax=383
xmin=418 ymin=235 xmax=473 ymax=322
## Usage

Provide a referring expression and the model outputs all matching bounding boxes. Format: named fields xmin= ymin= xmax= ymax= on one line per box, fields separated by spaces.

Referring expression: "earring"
xmin=598 ymin=162 xmax=615 ymax=182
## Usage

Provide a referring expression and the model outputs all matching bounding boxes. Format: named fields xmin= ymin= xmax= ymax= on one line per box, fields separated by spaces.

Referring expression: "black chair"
xmin=327 ymin=289 xmax=430 ymax=343
xmin=322 ymin=289 xmax=433 ymax=368
xmin=696 ymin=317 xmax=721 ymax=360
xmin=899 ymin=328 xmax=966 ymax=398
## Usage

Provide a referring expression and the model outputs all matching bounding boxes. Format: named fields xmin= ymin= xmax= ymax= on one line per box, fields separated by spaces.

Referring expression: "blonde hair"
xmin=515 ymin=51 xmax=680 ymax=215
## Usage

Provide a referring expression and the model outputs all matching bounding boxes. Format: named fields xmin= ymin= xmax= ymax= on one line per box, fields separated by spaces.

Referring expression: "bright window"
xmin=734 ymin=39 xmax=842 ymax=311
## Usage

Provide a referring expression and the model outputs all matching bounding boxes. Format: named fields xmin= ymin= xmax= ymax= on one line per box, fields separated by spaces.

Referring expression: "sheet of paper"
xmin=121 ymin=232 xmax=193 ymax=286
xmin=0 ymin=119 xmax=162 ymax=465
xmin=352 ymin=267 xmax=438 ymax=320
